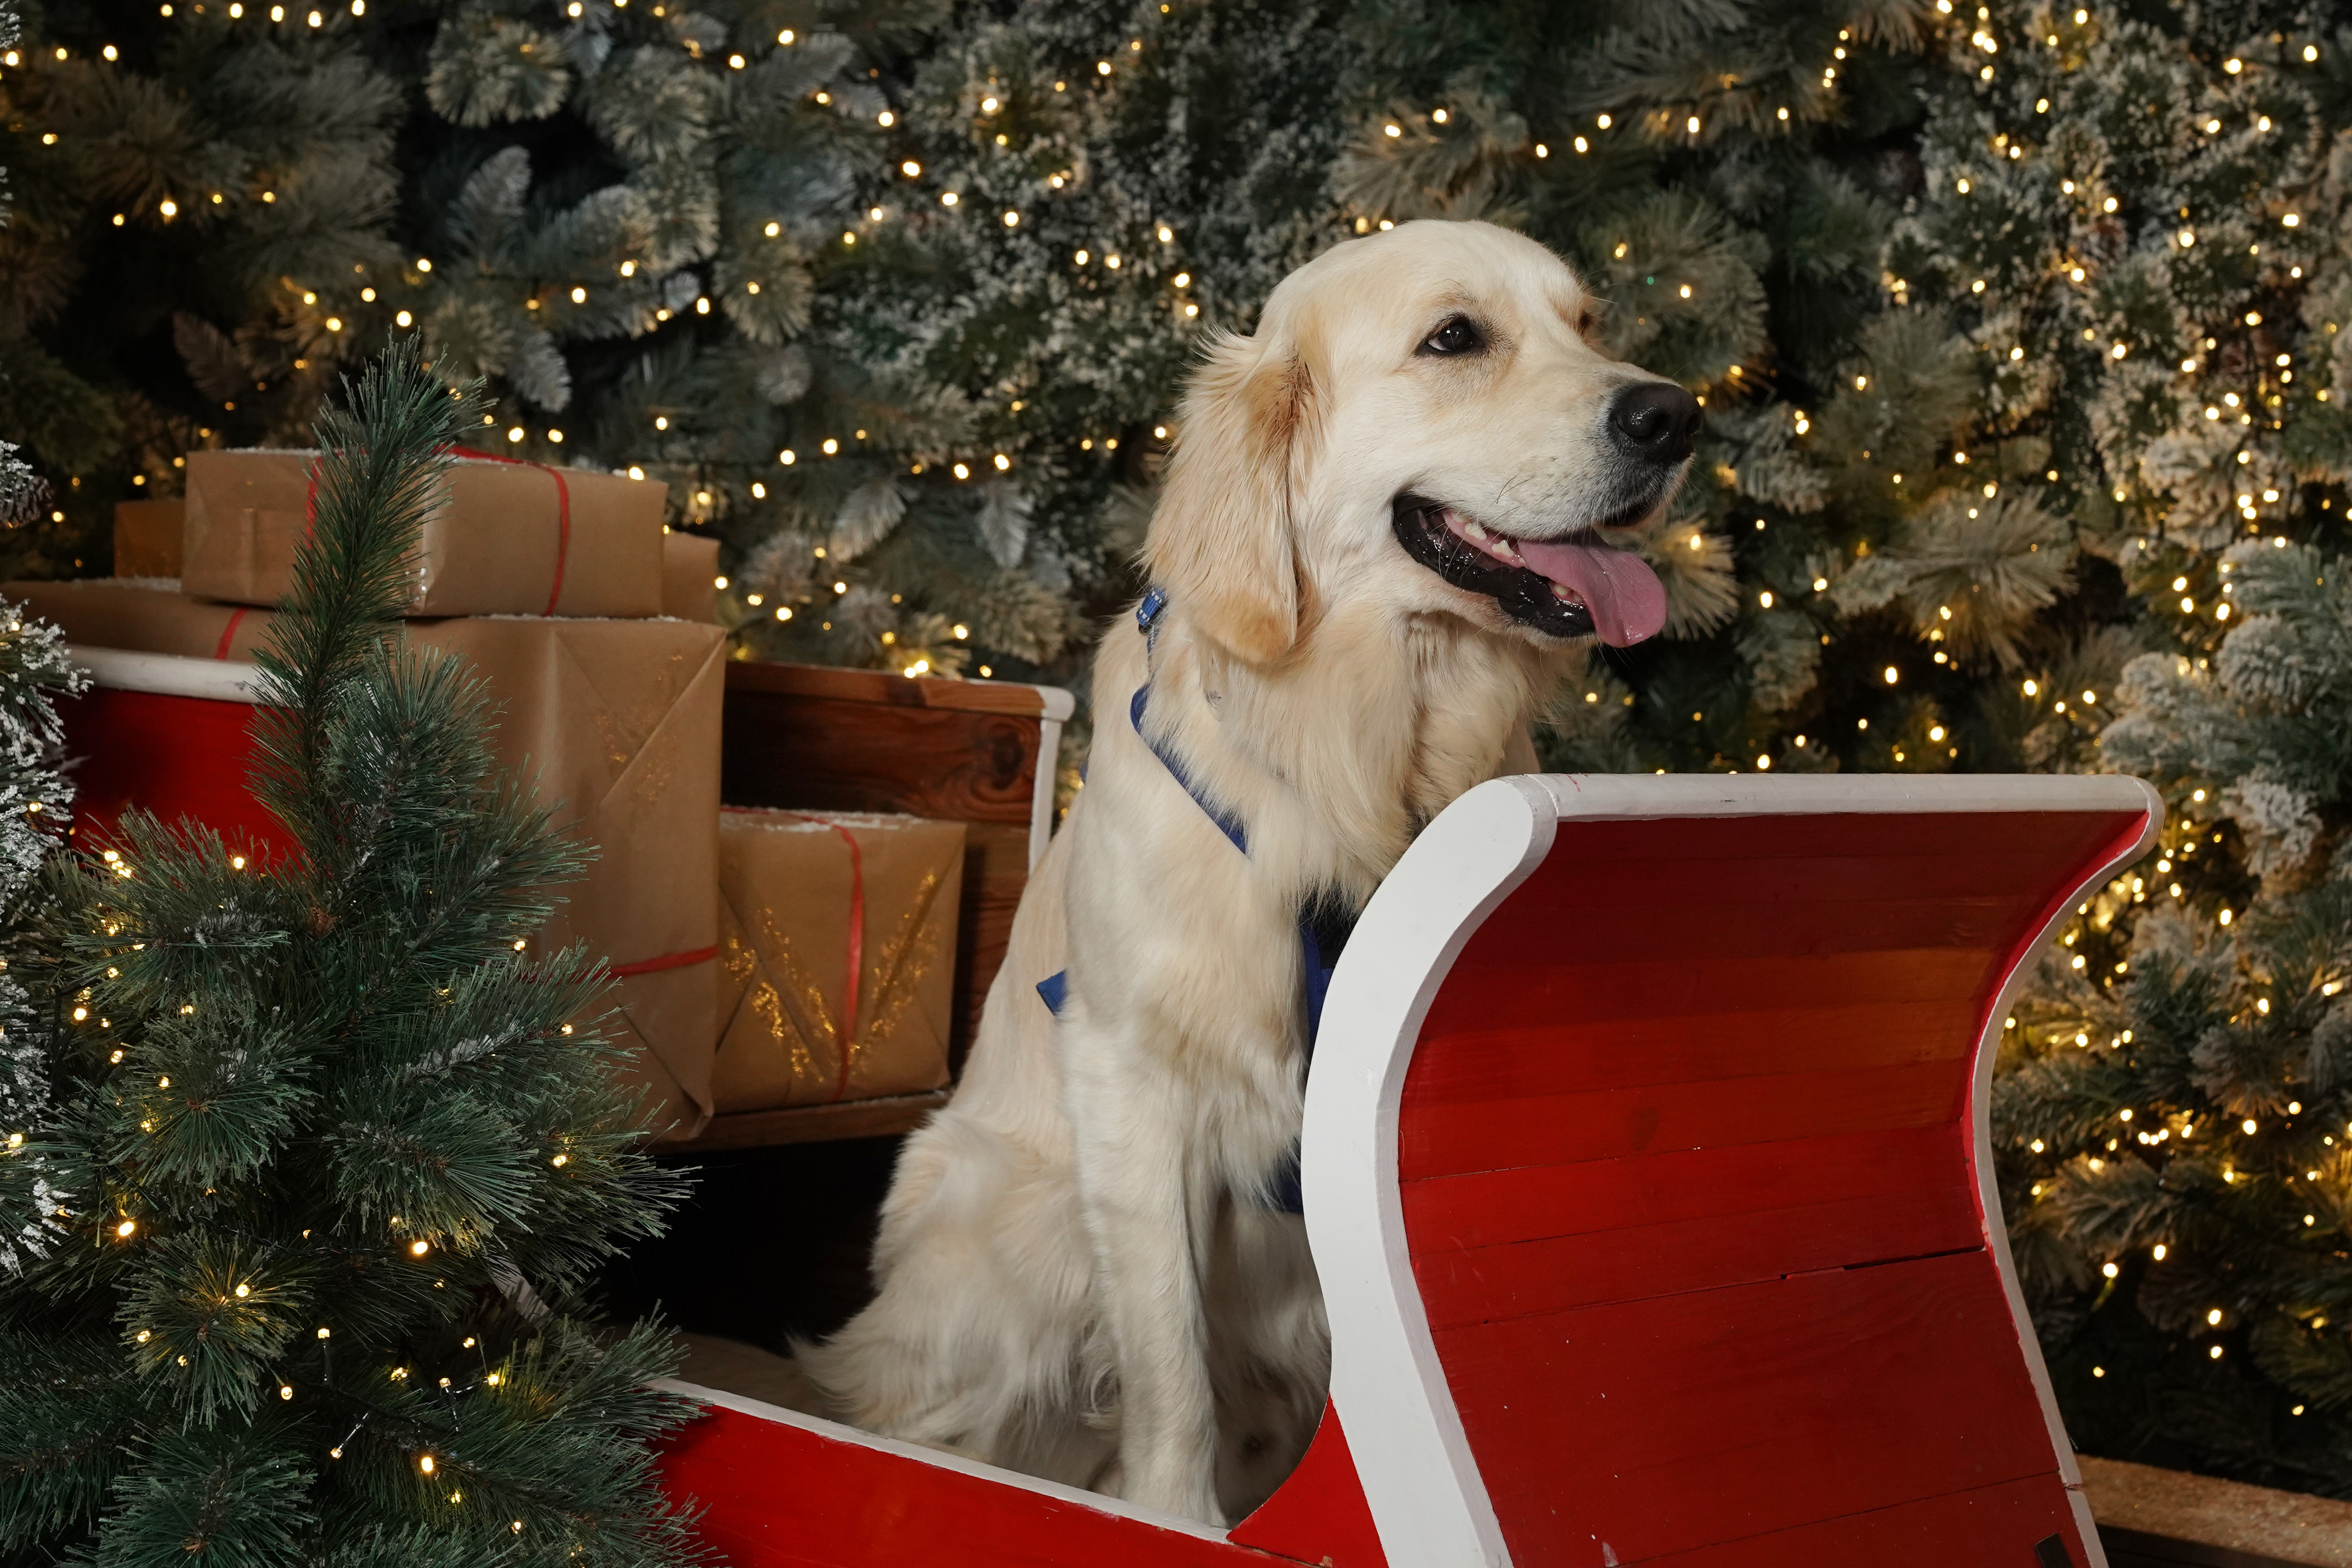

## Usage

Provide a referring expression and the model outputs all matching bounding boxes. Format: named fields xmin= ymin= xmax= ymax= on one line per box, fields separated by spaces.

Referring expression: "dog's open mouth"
xmin=1391 ymin=495 xmax=1669 ymax=647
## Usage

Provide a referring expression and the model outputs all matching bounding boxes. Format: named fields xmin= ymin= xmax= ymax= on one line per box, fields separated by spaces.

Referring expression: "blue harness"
xmin=1034 ymin=588 xmax=1356 ymax=1214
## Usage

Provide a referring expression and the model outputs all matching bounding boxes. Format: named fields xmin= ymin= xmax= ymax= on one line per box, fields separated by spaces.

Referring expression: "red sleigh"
xmin=51 ymin=645 xmax=2156 ymax=1564
xmin=656 ymin=770 xmax=2159 ymax=1568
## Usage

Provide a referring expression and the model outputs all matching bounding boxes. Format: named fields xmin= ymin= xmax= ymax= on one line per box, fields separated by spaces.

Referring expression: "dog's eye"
xmin=1419 ymin=315 xmax=1485 ymax=356
xmin=1576 ymin=307 xmax=1602 ymax=337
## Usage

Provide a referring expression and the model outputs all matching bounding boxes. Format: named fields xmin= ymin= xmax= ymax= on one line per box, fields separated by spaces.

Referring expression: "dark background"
xmin=600 ymin=1137 xmax=902 ymax=1353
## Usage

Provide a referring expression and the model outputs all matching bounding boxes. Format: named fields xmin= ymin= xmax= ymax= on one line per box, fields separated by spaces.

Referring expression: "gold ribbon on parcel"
xmin=714 ymin=809 xmax=965 ymax=1112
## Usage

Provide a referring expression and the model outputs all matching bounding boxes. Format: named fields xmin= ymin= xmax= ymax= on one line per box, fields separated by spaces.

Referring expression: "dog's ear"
xmin=1144 ymin=329 xmax=1316 ymax=665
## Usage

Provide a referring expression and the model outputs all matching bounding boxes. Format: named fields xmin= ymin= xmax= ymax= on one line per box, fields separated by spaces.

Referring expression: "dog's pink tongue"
xmin=1516 ymin=537 xmax=1669 ymax=647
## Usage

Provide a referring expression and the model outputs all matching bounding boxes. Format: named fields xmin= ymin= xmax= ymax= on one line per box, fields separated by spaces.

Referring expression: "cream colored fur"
xmin=799 ymin=219 xmax=1683 ymax=1524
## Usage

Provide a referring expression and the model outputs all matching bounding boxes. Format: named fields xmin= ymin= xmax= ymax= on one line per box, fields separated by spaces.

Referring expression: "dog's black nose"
xmin=1608 ymin=382 xmax=1702 ymax=465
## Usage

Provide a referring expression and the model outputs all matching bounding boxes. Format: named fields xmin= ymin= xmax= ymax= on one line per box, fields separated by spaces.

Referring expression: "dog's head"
xmin=1144 ymin=219 xmax=1697 ymax=662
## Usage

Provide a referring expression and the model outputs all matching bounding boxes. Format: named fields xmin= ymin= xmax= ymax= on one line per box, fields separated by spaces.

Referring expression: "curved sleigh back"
xmin=1299 ymin=773 xmax=2159 ymax=1568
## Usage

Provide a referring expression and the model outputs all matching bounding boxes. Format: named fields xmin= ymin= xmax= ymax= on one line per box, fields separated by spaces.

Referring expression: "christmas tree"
xmin=0 ymin=345 xmax=702 ymax=1563
xmin=0 ymin=0 xmax=911 ymax=592
xmin=1960 ymin=3 xmax=2352 ymax=1496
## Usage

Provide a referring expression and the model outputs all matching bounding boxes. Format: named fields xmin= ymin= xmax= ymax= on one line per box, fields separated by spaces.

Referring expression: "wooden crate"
xmin=657 ymin=659 xmax=1072 ymax=1151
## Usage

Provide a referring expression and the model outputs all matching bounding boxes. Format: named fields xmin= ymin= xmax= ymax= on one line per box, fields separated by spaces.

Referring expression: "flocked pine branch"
xmin=0 ymin=596 xmax=89 ymax=1290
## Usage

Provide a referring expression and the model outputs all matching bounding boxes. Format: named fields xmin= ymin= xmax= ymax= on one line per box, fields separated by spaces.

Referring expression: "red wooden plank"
xmin=1633 ymin=1472 xmax=2089 ymax=1567
xmin=1226 ymin=1401 xmax=1389 ymax=1568
xmin=1427 ymin=1251 xmax=2062 ymax=1565
xmin=1418 ymin=946 xmax=1998 ymax=1037
xmin=659 ymin=1404 xmax=1294 ymax=1568
xmin=1403 ymin=1122 xmax=1962 ymax=1253
xmin=1413 ymin=1182 xmax=1983 ymax=1330
xmin=1460 ymin=893 xmax=2038 ymax=963
xmin=1401 ymin=996 xmax=1977 ymax=1105
xmin=1401 ymin=1058 xmax=1969 ymax=1178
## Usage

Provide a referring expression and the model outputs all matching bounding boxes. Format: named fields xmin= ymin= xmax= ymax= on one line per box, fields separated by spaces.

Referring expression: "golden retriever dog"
xmin=798 ymin=218 xmax=1697 ymax=1524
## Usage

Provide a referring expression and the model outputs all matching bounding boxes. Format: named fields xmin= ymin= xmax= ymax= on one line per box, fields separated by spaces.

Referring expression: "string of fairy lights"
xmin=719 ymin=27 xmax=1201 ymax=674
xmin=45 ymin=1143 xmax=564 ymax=1518
xmin=0 ymin=6 xmax=933 ymax=671
xmin=0 ymin=826 xmax=598 ymax=1503
xmin=1701 ymin=9 xmax=2319 ymax=769
xmin=5 ymin=7 xmax=2328 ymax=684
xmin=1987 ymin=0 xmax=2339 ymax=1213
xmin=2005 ymin=797 xmax=2332 ymax=1386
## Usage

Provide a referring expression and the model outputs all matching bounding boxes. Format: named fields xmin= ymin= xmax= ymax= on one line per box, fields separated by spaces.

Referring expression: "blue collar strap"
xmin=1036 ymin=587 xmax=1354 ymax=1214
xmin=1130 ymin=587 xmax=1248 ymax=854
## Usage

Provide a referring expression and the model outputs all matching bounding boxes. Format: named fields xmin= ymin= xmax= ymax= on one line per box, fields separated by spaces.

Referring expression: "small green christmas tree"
xmin=0 ymin=344 xmax=702 ymax=1563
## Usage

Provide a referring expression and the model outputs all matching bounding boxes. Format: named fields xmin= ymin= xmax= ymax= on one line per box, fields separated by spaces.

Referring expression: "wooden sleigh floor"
xmin=656 ymin=773 xmax=2161 ymax=1568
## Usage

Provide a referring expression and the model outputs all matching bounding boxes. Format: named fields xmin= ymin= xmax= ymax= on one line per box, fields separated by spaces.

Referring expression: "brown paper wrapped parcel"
xmin=661 ymin=530 xmax=720 ymax=623
xmin=182 ymin=448 xmax=667 ymax=617
xmin=715 ymin=808 xmax=965 ymax=1114
xmin=9 ymin=578 xmax=723 ymax=1137
xmin=114 ymin=499 xmax=185 ymax=578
